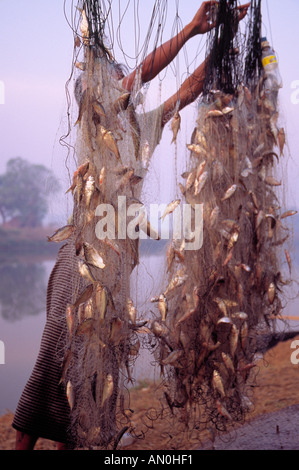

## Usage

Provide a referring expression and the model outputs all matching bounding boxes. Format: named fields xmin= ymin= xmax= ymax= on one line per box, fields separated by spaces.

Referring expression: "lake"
xmin=0 ymin=246 xmax=168 ymax=415
xmin=0 ymin=244 xmax=299 ymax=416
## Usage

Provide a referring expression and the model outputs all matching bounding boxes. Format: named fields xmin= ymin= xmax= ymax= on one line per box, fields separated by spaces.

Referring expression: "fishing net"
xmin=149 ymin=0 xmax=294 ymax=446
xmin=55 ymin=0 xmax=170 ymax=449
xmin=50 ymin=0 xmax=294 ymax=449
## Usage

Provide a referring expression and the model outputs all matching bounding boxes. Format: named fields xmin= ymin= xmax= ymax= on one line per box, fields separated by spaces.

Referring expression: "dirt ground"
xmin=1 ymin=335 xmax=299 ymax=451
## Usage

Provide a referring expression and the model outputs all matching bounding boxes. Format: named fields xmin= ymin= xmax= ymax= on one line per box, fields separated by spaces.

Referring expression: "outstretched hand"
xmin=190 ymin=1 xmax=219 ymax=36
xmin=237 ymin=2 xmax=251 ymax=22
xmin=190 ymin=1 xmax=250 ymax=37
xmin=232 ymin=2 xmax=251 ymax=36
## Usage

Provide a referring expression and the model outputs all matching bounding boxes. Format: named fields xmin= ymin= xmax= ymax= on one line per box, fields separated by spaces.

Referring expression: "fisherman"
xmin=12 ymin=1 xmax=249 ymax=450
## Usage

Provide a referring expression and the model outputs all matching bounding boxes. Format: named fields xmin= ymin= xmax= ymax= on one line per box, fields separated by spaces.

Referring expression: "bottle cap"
xmin=261 ymin=37 xmax=270 ymax=49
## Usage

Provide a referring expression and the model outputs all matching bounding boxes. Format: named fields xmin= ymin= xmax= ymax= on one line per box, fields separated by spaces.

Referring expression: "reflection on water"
xmin=0 ymin=242 xmax=298 ymax=416
xmin=0 ymin=262 xmax=48 ymax=322
xmin=0 ymin=250 xmax=166 ymax=415
xmin=0 ymin=256 xmax=56 ymax=415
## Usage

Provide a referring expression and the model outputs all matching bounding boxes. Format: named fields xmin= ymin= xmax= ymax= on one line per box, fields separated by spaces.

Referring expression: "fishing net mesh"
xmin=55 ymin=0 xmax=293 ymax=449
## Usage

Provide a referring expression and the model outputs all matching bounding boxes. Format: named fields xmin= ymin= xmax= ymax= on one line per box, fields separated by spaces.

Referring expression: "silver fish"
xmin=74 ymin=284 xmax=94 ymax=308
xmin=210 ymin=206 xmax=220 ymax=228
xmin=127 ymin=298 xmax=137 ymax=324
xmin=84 ymin=176 xmax=95 ymax=208
xmin=158 ymin=294 xmax=168 ymax=322
xmin=47 ymin=225 xmax=75 ymax=243
xmin=66 ymin=304 xmax=74 ymax=337
xmin=195 ymin=132 xmax=208 ymax=150
xmin=217 ymin=316 xmax=232 ymax=326
xmin=206 ymin=109 xmax=224 ymax=118
xmin=221 ymin=184 xmax=237 ymax=202
xmin=96 ymin=125 xmax=121 ymax=161
xmin=66 ymin=381 xmax=75 ymax=410
xmin=185 ymin=170 xmax=196 ymax=191
xmin=264 ymin=176 xmax=281 ymax=187
xmin=187 ymin=144 xmax=207 ymax=156
xmin=78 ymin=259 xmax=96 ymax=283
xmin=230 ymin=324 xmax=239 ymax=357
xmin=109 ymin=317 xmax=123 ymax=344
xmin=212 ymin=370 xmax=225 ymax=398
xmin=240 ymin=321 xmax=248 ymax=349
xmin=194 ymin=171 xmax=208 ymax=196
xmin=222 ymin=352 xmax=235 ymax=374
xmin=196 ymin=160 xmax=207 ymax=179
xmin=175 ymin=308 xmax=197 ymax=328
xmin=101 ymin=374 xmax=114 ymax=407
xmin=141 ymin=141 xmax=151 ymax=168
xmin=222 ymin=106 xmax=234 ymax=115
xmin=216 ymin=399 xmax=232 ymax=420
xmin=151 ymin=320 xmax=168 ymax=338
xmin=214 ymin=298 xmax=227 ymax=316
xmin=164 ymin=269 xmax=188 ymax=296
xmin=171 ymin=112 xmax=181 ymax=144
xmin=281 ymin=210 xmax=297 ymax=220
xmin=285 ymin=249 xmax=292 ymax=275
xmin=231 ymin=312 xmax=248 ymax=321
xmin=161 ymin=350 xmax=184 ymax=366
xmin=95 ymin=284 xmax=108 ymax=323
xmin=113 ymin=92 xmax=131 ymax=113
xmin=267 ymin=282 xmax=276 ymax=304
xmin=227 ymin=230 xmax=239 ymax=251
xmin=92 ymin=100 xmax=106 ymax=121
xmin=277 ymin=127 xmax=285 ymax=155
xmin=78 ymin=7 xmax=89 ymax=45
xmin=160 ymin=199 xmax=181 ymax=221
xmin=83 ymin=242 xmax=105 ymax=269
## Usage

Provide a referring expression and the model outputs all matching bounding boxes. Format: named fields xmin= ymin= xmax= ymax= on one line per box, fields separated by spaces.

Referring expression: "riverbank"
xmin=1 ymin=334 xmax=299 ymax=450
xmin=0 ymin=225 xmax=60 ymax=262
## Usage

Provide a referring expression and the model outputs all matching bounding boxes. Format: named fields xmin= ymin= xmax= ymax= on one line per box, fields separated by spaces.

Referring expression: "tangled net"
xmin=49 ymin=0 xmax=295 ymax=449
xmin=148 ymin=0 xmax=294 ymax=446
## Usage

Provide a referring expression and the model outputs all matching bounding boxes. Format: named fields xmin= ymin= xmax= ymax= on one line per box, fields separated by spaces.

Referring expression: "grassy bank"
xmin=0 ymin=225 xmax=168 ymax=263
xmin=0 ymin=226 xmax=60 ymax=262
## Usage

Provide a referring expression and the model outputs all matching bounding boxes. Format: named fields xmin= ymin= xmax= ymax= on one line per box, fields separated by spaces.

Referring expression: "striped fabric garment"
xmin=12 ymin=242 xmax=82 ymax=445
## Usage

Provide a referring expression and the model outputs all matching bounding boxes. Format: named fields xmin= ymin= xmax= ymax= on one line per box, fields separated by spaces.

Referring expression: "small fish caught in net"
xmin=47 ymin=0 xmax=295 ymax=449
xmin=54 ymin=0 xmax=169 ymax=449
xmin=147 ymin=0 xmax=295 ymax=446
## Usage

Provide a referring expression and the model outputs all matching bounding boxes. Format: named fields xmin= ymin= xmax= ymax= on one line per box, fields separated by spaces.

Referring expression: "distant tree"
xmin=0 ymin=157 xmax=60 ymax=227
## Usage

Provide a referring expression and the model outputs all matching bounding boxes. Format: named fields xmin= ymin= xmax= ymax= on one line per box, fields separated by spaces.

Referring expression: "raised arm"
xmin=122 ymin=1 xmax=219 ymax=91
xmin=161 ymin=2 xmax=250 ymax=126
xmin=161 ymin=59 xmax=207 ymax=127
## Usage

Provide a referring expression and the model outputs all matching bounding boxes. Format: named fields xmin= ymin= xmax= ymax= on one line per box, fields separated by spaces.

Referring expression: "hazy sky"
xmin=0 ymin=0 xmax=298 ymax=223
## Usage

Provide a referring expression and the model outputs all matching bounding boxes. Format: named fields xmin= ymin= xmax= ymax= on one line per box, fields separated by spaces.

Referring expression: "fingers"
xmin=238 ymin=3 xmax=251 ymax=14
xmin=203 ymin=1 xmax=218 ymax=14
xmin=237 ymin=2 xmax=250 ymax=21
xmin=241 ymin=2 xmax=251 ymax=8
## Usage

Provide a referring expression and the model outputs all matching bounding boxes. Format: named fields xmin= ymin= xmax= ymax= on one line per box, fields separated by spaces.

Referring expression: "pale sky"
xmin=0 ymin=0 xmax=298 ymax=223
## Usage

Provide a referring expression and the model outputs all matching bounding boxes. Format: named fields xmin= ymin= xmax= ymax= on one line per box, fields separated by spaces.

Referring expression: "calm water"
xmin=0 ymin=259 xmax=56 ymax=415
xmin=0 ymin=247 xmax=298 ymax=416
xmin=0 ymin=248 xmax=167 ymax=415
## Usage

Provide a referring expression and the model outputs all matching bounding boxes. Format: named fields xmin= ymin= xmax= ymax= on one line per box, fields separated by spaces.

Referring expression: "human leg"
xmin=15 ymin=430 xmax=38 ymax=450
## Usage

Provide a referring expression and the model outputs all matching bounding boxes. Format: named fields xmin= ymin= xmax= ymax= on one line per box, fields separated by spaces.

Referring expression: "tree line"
xmin=0 ymin=157 xmax=60 ymax=227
